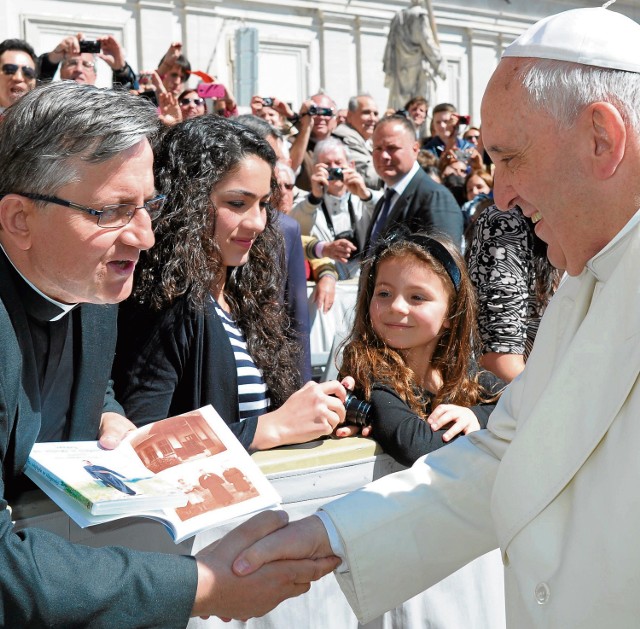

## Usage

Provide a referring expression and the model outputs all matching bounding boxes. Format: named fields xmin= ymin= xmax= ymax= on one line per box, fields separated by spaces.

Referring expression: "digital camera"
xmin=79 ymin=40 xmax=101 ymax=54
xmin=344 ymin=393 xmax=371 ymax=426
xmin=308 ymin=105 xmax=333 ymax=117
xmin=327 ymin=167 xmax=344 ymax=181
xmin=261 ymin=97 xmax=274 ymax=107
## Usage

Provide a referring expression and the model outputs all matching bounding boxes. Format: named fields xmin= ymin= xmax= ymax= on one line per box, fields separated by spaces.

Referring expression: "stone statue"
xmin=383 ymin=0 xmax=446 ymax=110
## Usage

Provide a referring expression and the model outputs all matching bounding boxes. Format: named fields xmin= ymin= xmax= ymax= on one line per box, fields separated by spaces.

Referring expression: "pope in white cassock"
xmin=232 ymin=4 xmax=640 ymax=627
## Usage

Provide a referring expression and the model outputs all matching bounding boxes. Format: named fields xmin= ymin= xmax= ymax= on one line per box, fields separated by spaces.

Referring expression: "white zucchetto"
xmin=503 ymin=4 xmax=640 ymax=74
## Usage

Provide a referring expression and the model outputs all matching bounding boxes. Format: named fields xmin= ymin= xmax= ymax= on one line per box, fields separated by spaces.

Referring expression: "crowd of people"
xmin=2 ymin=4 xmax=637 ymax=625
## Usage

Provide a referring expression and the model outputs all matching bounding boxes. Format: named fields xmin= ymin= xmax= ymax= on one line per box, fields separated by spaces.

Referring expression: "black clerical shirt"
xmin=1 ymin=249 xmax=77 ymax=441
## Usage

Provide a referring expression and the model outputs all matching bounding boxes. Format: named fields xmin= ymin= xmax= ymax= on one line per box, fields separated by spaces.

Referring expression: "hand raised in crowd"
xmin=47 ymin=32 xmax=83 ymax=64
xmin=158 ymin=92 xmax=182 ymax=125
xmin=322 ymin=239 xmax=357 ymax=264
xmin=251 ymin=380 xmax=348 ymax=449
xmin=342 ymin=168 xmax=370 ymax=200
xmin=427 ymin=404 xmax=481 ymax=442
xmin=467 ymin=148 xmax=484 ymax=172
xmin=296 ymin=99 xmax=315 ymax=130
xmin=232 ymin=513 xmax=337 ymax=580
xmin=97 ymin=35 xmax=126 ymax=70
xmin=193 ymin=510 xmax=340 ymax=620
xmin=220 ymin=84 xmax=237 ymax=114
xmin=312 ymin=274 xmax=336 ymax=314
xmin=309 ymin=162 xmax=330 ymax=198
xmin=251 ymin=95 xmax=295 ymax=120
xmin=158 ymin=42 xmax=183 ymax=73
xmin=250 ymin=95 xmax=264 ymax=114
xmin=139 ymin=69 xmax=182 ymax=125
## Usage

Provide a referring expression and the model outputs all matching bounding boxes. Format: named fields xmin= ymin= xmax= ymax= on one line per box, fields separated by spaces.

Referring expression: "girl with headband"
xmin=338 ymin=228 xmax=503 ymax=466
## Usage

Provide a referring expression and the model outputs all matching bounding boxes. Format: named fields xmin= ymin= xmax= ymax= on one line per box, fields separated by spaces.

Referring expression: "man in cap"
xmin=231 ymin=5 xmax=640 ymax=626
xmin=0 ymin=80 xmax=338 ymax=626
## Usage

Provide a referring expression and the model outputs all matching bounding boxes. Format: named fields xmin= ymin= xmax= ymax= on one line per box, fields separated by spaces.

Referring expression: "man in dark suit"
xmin=365 ymin=114 xmax=463 ymax=252
xmin=0 ymin=81 xmax=337 ymax=626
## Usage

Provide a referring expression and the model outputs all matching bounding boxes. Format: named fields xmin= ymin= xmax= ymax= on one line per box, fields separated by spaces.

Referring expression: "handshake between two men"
xmin=193 ymin=511 xmax=335 ymax=621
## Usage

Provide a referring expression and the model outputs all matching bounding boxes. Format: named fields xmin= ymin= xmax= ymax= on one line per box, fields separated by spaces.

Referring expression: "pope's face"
xmin=481 ymin=58 xmax=608 ymax=275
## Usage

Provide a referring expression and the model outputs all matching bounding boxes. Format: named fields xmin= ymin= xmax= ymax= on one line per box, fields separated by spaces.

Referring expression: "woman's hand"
xmin=427 ymin=404 xmax=481 ymax=442
xmin=251 ymin=381 xmax=348 ymax=449
xmin=333 ymin=376 xmax=373 ymax=438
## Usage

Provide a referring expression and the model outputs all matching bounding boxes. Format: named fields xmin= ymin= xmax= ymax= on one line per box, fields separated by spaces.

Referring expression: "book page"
xmin=125 ymin=406 xmax=281 ymax=543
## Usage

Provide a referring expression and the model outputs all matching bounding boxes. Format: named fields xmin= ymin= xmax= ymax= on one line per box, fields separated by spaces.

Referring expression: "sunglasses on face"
xmin=1 ymin=64 xmax=36 ymax=80
xmin=179 ymin=97 xmax=204 ymax=106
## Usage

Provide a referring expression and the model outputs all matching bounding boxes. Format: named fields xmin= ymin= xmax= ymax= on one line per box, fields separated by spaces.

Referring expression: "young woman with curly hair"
xmin=337 ymin=229 xmax=503 ymax=466
xmin=112 ymin=116 xmax=347 ymax=450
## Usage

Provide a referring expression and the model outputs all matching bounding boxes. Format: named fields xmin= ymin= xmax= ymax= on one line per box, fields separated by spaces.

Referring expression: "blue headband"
xmin=370 ymin=230 xmax=462 ymax=292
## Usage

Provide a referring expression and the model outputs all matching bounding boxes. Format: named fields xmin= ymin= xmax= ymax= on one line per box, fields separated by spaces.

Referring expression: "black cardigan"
xmin=113 ymin=296 xmax=258 ymax=450
xmin=365 ymin=371 xmax=504 ymax=467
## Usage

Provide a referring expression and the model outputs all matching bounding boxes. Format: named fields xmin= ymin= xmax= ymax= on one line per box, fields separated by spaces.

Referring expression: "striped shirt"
xmin=213 ymin=299 xmax=270 ymax=420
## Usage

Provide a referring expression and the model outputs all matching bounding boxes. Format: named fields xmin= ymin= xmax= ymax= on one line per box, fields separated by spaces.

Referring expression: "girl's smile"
xmin=369 ymin=253 xmax=451 ymax=377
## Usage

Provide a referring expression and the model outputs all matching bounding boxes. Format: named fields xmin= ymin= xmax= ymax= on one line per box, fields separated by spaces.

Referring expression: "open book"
xmin=25 ymin=405 xmax=281 ymax=543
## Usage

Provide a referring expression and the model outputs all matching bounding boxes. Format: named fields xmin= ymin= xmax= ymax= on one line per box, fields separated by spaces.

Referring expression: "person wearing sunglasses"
xmin=0 ymin=38 xmax=37 ymax=112
xmin=178 ymin=88 xmax=206 ymax=119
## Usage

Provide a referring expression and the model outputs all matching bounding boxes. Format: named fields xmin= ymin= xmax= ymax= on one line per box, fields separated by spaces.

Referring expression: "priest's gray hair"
xmin=518 ymin=58 xmax=640 ymax=131
xmin=0 ymin=81 xmax=160 ymax=197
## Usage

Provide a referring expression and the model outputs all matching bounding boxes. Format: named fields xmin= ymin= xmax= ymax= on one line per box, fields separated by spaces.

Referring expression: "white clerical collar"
xmin=0 ymin=244 xmax=77 ymax=321
xmin=586 ymin=208 xmax=640 ymax=282
xmin=387 ymin=161 xmax=420 ymax=198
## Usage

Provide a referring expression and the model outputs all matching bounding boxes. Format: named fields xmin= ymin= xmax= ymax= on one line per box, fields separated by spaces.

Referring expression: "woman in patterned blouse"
xmin=466 ymin=204 xmax=562 ymax=381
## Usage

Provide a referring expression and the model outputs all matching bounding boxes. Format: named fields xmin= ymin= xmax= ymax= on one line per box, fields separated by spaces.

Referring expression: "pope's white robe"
xmin=322 ymin=212 xmax=640 ymax=627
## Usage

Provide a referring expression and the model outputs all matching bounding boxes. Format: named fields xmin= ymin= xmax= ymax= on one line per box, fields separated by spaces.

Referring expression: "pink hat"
xmin=503 ymin=4 xmax=640 ymax=74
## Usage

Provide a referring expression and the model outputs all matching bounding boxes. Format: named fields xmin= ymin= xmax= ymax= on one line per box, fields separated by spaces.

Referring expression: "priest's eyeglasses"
xmin=10 ymin=193 xmax=166 ymax=228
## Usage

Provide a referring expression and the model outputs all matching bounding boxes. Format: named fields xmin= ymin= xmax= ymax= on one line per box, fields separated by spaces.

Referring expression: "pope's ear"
xmin=0 ymin=194 xmax=34 ymax=251
xmin=587 ymin=102 xmax=625 ymax=180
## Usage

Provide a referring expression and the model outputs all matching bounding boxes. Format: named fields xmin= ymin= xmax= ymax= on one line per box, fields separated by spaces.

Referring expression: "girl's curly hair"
xmin=133 ymin=116 xmax=299 ymax=407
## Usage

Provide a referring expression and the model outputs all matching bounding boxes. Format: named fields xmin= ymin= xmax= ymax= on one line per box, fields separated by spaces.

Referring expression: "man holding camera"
xmin=292 ymin=138 xmax=377 ymax=283
xmin=290 ymin=93 xmax=338 ymax=192
xmin=38 ymin=32 xmax=136 ymax=90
